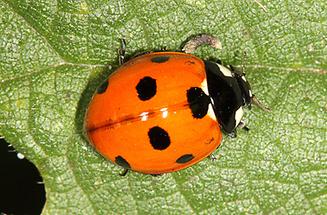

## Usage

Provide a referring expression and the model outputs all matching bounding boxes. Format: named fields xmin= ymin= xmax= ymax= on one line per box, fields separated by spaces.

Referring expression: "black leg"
xmin=119 ymin=169 xmax=129 ymax=176
xmin=228 ymin=130 xmax=237 ymax=138
xmin=229 ymin=64 xmax=236 ymax=71
xmin=238 ymin=120 xmax=250 ymax=131
xmin=242 ymin=126 xmax=250 ymax=131
xmin=132 ymin=51 xmax=151 ymax=58
xmin=118 ymin=38 xmax=126 ymax=65
xmin=151 ymin=174 xmax=163 ymax=177
xmin=208 ymin=153 xmax=217 ymax=161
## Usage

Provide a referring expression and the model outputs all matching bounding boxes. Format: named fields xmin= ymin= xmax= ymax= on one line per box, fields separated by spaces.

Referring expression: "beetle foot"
xmin=119 ymin=169 xmax=129 ymax=176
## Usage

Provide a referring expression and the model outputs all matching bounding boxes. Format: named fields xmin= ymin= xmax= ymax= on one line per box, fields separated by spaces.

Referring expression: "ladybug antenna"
xmin=182 ymin=34 xmax=222 ymax=54
xmin=251 ymin=95 xmax=271 ymax=112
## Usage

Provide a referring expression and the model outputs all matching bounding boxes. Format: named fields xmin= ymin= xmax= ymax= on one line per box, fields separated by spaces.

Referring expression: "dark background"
xmin=0 ymin=138 xmax=45 ymax=215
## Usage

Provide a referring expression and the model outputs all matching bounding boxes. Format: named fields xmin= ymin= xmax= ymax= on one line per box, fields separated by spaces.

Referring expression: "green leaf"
xmin=1 ymin=0 xmax=326 ymax=214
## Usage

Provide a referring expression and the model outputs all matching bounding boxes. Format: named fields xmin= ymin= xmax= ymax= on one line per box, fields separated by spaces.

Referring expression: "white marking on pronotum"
xmin=160 ymin=107 xmax=168 ymax=118
xmin=249 ymin=90 xmax=253 ymax=98
xmin=140 ymin=112 xmax=149 ymax=121
xmin=217 ymin=64 xmax=233 ymax=77
xmin=200 ymin=78 xmax=217 ymax=121
xmin=235 ymin=107 xmax=244 ymax=128
xmin=200 ymin=78 xmax=209 ymax=95
xmin=242 ymin=76 xmax=247 ymax=82
xmin=207 ymin=104 xmax=217 ymax=121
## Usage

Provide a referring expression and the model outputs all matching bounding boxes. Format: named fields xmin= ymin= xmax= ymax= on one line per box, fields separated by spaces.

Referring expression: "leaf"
xmin=0 ymin=0 xmax=326 ymax=214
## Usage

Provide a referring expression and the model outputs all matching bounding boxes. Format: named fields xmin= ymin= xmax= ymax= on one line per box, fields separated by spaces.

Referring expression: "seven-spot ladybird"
xmin=84 ymin=35 xmax=263 ymax=175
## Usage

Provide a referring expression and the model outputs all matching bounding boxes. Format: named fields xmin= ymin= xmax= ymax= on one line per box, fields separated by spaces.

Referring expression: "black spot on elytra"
xmin=115 ymin=156 xmax=131 ymax=169
xmin=148 ymin=126 xmax=170 ymax=150
xmin=97 ymin=79 xmax=109 ymax=94
xmin=151 ymin=56 xmax=170 ymax=63
xmin=176 ymin=154 xmax=194 ymax=164
xmin=187 ymin=87 xmax=211 ymax=119
xmin=136 ymin=76 xmax=157 ymax=101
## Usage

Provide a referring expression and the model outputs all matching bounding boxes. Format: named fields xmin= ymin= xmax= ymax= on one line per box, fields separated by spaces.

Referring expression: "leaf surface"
xmin=0 ymin=0 xmax=326 ymax=214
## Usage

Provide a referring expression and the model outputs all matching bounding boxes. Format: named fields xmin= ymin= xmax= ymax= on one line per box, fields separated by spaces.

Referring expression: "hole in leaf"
xmin=0 ymin=138 xmax=46 ymax=214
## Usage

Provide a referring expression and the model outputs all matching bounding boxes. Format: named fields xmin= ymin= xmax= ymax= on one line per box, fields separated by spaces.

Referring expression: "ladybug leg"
xmin=151 ymin=174 xmax=163 ymax=177
xmin=118 ymin=38 xmax=126 ymax=65
xmin=238 ymin=120 xmax=250 ymax=131
xmin=182 ymin=34 xmax=222 ymax=54
xmin=209 ymin=153 xmax=217 ymax=161
xmin=119 ymin=169 xmax=129 ymax=176
xmin=228 ymin=130 xmax=237 ymax=138
xmin=132 ymin=51 xmax=151 ymax=58
xmin=160 ymin=46 xmax=168 ymax=51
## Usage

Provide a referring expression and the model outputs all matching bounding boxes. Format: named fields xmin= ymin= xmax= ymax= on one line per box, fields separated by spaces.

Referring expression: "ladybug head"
xmin=232 ymin=70 xmax=253 ymax=107
xmin=204 ymin=61 xmax=253 ymax=134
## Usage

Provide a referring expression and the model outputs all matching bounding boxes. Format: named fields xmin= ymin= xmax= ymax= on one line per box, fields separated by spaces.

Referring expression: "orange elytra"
xmin=84 ymin=35 xmax=257 ymax=175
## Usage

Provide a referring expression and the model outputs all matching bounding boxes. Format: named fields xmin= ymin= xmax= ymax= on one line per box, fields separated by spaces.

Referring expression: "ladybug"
xmin=84 ymin=35 xmax=267 ymax=175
